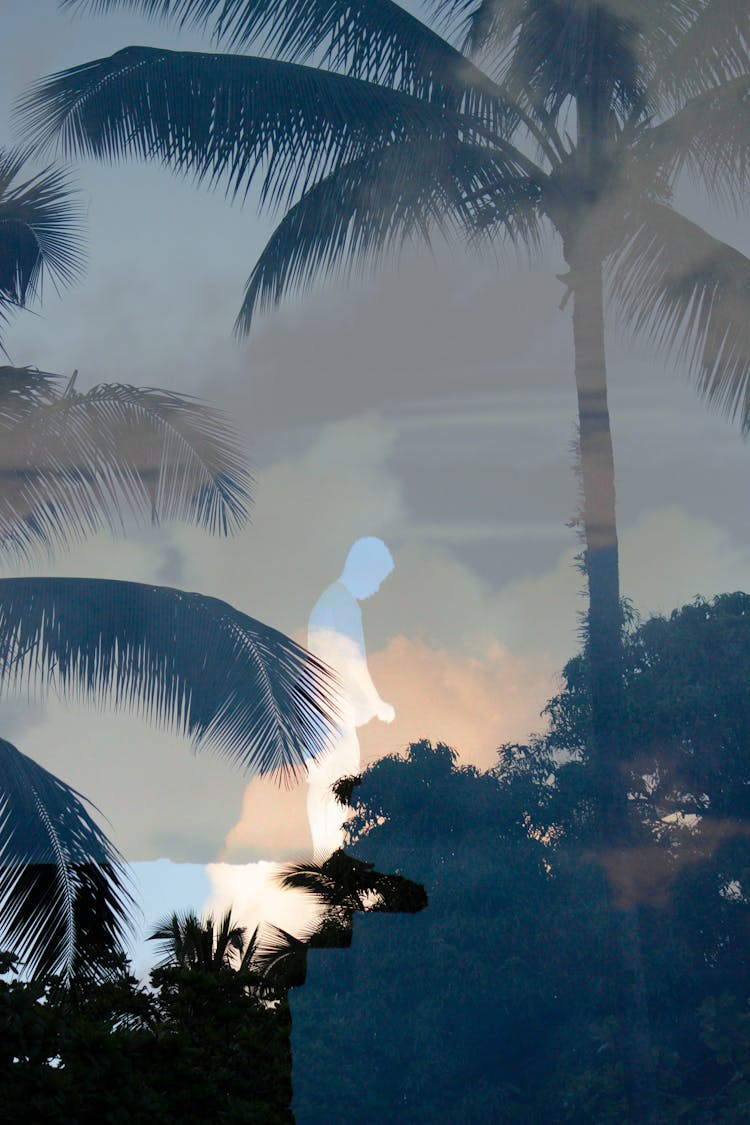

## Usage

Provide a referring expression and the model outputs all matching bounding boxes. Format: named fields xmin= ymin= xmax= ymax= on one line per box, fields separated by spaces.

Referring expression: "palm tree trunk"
xmin=570 ymin=255 xmax=657 ymax=1124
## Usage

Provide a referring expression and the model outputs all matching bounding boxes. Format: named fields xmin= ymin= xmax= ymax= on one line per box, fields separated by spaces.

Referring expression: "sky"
xmin=3 ymin=0 xmax=750 ymax=967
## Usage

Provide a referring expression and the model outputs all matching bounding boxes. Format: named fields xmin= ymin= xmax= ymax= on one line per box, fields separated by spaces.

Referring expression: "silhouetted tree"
xmin=499 ymin=595 xmax=750 ymax=1118
xmin=0 ymin=946 xmax=294 ymax=1122
xmin=292 ymin=740 xmax=585 ymax=1123
xmin=293 ymin=621 xmax=750 ymax=1123
xmin=148 ymin=907 xmax=255 ymax=971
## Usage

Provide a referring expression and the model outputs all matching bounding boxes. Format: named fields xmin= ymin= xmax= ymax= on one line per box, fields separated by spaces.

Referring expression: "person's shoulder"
xmin=309 ymin=580 xmax=357 ymax=622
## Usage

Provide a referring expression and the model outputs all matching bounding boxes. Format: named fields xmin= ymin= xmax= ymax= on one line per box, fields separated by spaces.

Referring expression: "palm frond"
xmin=147 ymin=908 xmax=199 ymax=967
xmin=0 ymin=148 xmax=84 ymax=337
xmin=254 ymin=921 xmax=314 ymax=987
xmin=455 ymin=0 xmax=649 ymax=120
xmin=427 ymin=0 xmax=523 ymax=62
xmin=0 ymin=577 xmax=339 ymax=780
xmin=0 ymin=371 xmax=251 ymax=563
xmin=653 ymin=0 xmax=750 ymax=105
xmin=210 ymin=905 xmax=247 ymax=967
xmin=634 ymin=75 xmax=750 ymax=210
xmin=20 ymin=48 xmax=497 ymax=213
xmin=278 ymin=853 xmax=378 ymax=907
xmin=0 ymin=736 xmax=133 ymax=979
xmin=147 ymin=906 xmax=246 ymax=968
xmin=235 ymin=136 xmax=543 ymax=333
xmin=60 ymin=0 xmax=517 ymax=130
xmin=0 ymin=364 xmax=63 ymax=425
xmin=278 ymin=849 xmax=426 ymax=912
xmin=608 ymin=200 xmax=750 ymax=432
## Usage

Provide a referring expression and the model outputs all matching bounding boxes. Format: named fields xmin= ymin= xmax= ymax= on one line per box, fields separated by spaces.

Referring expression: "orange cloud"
xmin=219 ymin=635 xmax=557 ymax=863
xmin=361 ymin=635 xmax=557 ymax=773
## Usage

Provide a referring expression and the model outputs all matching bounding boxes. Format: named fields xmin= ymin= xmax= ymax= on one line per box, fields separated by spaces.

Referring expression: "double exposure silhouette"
xmin=305 ymin=537 xmax=395 ymax=858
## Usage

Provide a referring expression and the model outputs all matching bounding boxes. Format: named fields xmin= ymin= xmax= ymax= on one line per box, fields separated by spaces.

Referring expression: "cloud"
xmin=204 ymin=860 xmax=322 ymax=940
xmin=4 ymin=700 xmax=249 ymax=863
xmin=171 ymin=412 xmax=407 ymax=638
xmin=219 ymin=633 xmax=558 ymax=866
xmin=360 ymin=636 xmax=556 ymax=771
xmin=6 ymin=489 xmax=747 ymax=865
xmin=493 ymin=507 xmax=750 ymax=663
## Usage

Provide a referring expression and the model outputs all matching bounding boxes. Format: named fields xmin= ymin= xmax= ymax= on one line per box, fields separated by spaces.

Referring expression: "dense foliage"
xmin=0 ymin=952 xmax=293 ymax=1123
xmin=292 ymin=595 xmax=750 ymax=1123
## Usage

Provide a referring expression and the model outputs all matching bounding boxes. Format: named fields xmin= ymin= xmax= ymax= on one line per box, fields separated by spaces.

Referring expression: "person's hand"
xmin=376 ymin=700 xmax=395 ymax=723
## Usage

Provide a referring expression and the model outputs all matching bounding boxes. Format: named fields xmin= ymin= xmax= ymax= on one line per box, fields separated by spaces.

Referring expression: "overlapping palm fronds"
xmin=0 ymin=366 xmax=251 ymax=561
xmin=609 ymin=202 xmax=750 ymax=431
xmin=148 ymin=907 xmax=253 ymax=970
xmin=0 ymin=737 xmax=132 ymax=979
xmin=22 ymin=1 xmax=750 ymax=436
xmin=0 ymin=367 xmax=335 ymax=977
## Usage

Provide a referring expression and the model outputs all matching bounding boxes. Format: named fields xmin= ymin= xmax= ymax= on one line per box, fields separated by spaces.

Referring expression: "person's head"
xmin=340 ymin=537 xmax=394 ymax=599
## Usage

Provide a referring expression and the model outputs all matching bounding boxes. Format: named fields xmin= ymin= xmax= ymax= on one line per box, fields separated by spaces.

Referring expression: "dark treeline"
xmin=0 ymin=950 xmax=294 ymax=1124
xmin=292 ymin=594 xmax=750 ymax=1123
xmin=3 ymin=593 xmax=750 ymax=1122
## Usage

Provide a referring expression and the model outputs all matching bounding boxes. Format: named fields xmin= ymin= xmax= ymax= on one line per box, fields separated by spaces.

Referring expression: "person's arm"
xmin=309 ymin=586 xmax=394 ymax=724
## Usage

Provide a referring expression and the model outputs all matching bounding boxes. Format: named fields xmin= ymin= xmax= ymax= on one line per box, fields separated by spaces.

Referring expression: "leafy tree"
xmin=0 ymin=947 xmax=294 ymax=1122
xmin=292 ymin=597 xmax=750 ymax=1122
xmin=0 ymin=365 xmax=337 ymax=980
xmin=498 ymin=595 xmax=750 ymax=1118
xmin=290 ymin=741 xmax=602 ymax=1122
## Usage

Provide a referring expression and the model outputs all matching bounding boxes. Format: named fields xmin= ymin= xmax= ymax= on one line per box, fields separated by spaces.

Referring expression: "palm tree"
xmin=148 ymin=907 xmax=255 ymax=971
xmin=279 ymin=848 xmax=428 ymax=946
xmin=148 ymin=907 xmax=308 ymax=991
xmin=0 ymin=365 xmax=337 ymax=981
xmin=19 ymin=2 xmax=750 ymax=1113
xmin=0 ymin=147 xmax=82 ymax=349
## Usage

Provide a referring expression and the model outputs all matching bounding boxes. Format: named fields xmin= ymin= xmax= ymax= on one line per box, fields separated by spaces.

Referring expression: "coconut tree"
xmin=148 ymin=907 xmax=254 ymax=971
xmin=148 ymin=907 xmax=309 ymax=990
xmin=0 ymin=364 xmax=337 ymax=981
xmin=20 ymin=1 xmax=750 ymax=1113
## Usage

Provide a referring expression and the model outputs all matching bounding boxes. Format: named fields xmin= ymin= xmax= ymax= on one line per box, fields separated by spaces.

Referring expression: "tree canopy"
xmin=292 ymin=596 xmax=750 ymax=1122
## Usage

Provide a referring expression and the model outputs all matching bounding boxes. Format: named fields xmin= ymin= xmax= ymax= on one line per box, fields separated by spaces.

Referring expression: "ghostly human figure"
xmin=306 ymin=537 xmax=395 ymax=858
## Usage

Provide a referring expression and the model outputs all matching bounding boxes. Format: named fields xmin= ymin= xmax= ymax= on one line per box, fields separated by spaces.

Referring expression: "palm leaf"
xmin=235 ymin=136 xmax=543 ymax=333
xmin=0 ymin=577 xmax=339 ymax=779
xmin=0 ymin=148 xmax=84 ymax=338
xmin=0 ymin=736 xmax=133 ymax=979
xmin=635 ymin=75 xmax=750 ymax=210
xmin=147 ymin=906 xmax=247 ymax=968
xmin=0 ymin=370 xmax=251 ymax=562
xmin=608 ymin=200 xmax=750 ymax=432
xmin=254 ymin=921 xmax=314 ymax=987
xmin=0 ymin=364 xmax=62 ymax=425
xmin=652 ymin=0 xmax=750 ymax=104
xmin=147 ymin=908 xmax=199 ymax=967
xmin=60 ymin=0 xmax=518 ymax=128
xmin=278 ymin=853 xmax=379 ymax=907
xmin=277 ymin=853 xmax=426 ymax=955
xmin=19 ymin=48 xmax=496 ymax=213
xmin=209 ymin=906 xmax=247 ymax=967
xmin=459 ymin=0 xmax=647 ymax=119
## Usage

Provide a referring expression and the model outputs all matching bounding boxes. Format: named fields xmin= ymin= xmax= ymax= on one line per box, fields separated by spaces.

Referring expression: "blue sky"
xmin=4 ymin=0 xmax=750 ymax=964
